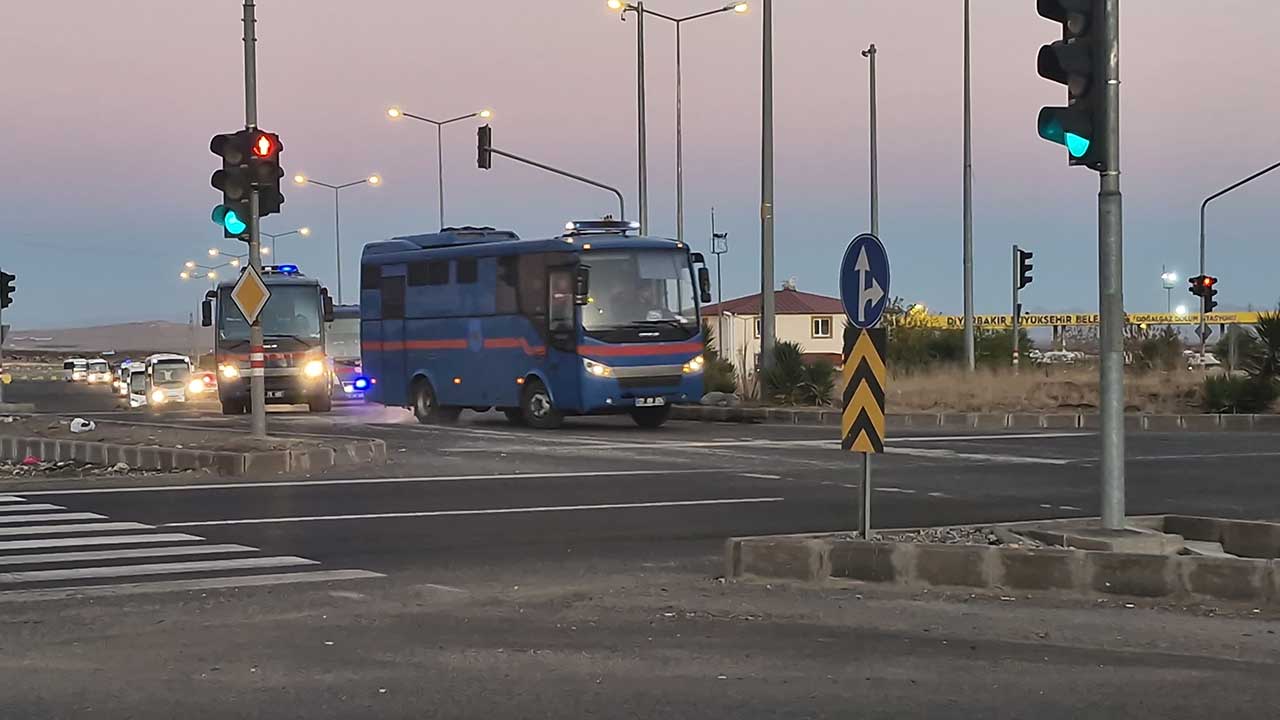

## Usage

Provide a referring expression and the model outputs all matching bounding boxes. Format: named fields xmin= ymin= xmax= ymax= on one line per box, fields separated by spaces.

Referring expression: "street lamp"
xmin=1175 ymin=304 xmax=1189 ymax=317
xmin=1160 ymin=267 xmax=1178 ymax=313
xmin=293 ymin=173 xmax=382 ymax=304
xmin=608 ymin=1 xmax=747 ymax=243
xmin=387 ymin=106 xmax=493 ymax=230
xmin=261 ymin=227 xmax=310 ymax=257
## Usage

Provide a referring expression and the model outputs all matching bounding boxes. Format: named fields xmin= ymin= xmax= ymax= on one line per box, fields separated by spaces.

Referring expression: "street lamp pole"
xmin=962 ymin=0 xmax=975 ymax=371
xmin=759 ymin=0 xmax=775 ymax=373
xmin=388 ymin=108 xmax=491 ymax=230
xmin=862 ymin=44 xmax=878 ymax=237
xmin=261 ymin=227 xmax=309 ymax=257
xmin=293 ymin=174 xmax=381 ymax=304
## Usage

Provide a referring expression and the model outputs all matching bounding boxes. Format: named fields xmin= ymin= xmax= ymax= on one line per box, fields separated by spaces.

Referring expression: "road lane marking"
xmin=0 ymin=496 xmax=25 ymax=503
xmin=449 ymin=432 xmax=1093 ymax=453
xmin=0 ymin=522 xmax=153 ymax=537
xmin=17 ymin=469 xmax=724 ymax=496
xmin=161 ymin=497 xmax=786 ymax=527
xmin=0 ymin=556 xmax=318 ymax=584
xmin=0 ymin=569 xmax=385 ymax=603
xmin=887 ymin=447 xmax=1073 ymax=465
xmin=0 ymin=512 xmax=106 ymax=525
xmin=875 ymin=487 xmax=916 ymax=494
xmin=1129 ymin=451 xmax=1280 ymax=461
xmin=0 ymin=533 xmax=204 ymax=551
xmin=0 ymin=544 xmax=256 ymax=566
xmin=740 ymin=473 xmax=782 ymax=480
xmin=0 ymin=503 xmax=66 ymax=513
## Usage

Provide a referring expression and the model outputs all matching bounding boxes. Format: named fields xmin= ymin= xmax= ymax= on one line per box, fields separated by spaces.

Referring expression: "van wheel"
xmin=412 ymin=379 xmax=459 ymax=425
xmin=630 ymin=405 xmax=672 ymax=429
xmin=309 ymin=395 xmax=332 ymax=413
xmin=503 ymin=408 xmax=525 ymax=426
xmin=521 ymin=379 xmax=562 ymax=430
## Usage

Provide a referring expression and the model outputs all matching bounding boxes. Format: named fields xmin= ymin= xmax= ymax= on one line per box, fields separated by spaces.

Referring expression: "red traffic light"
xmin=1201 ymin=276 xmax=1215 ymax=287
xmin=251 ymin=133 xmax=276 ymax=158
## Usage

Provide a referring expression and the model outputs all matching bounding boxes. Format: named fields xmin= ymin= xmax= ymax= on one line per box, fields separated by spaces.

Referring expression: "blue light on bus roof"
xmin=264 ymin=264 xmax=300 ymax=274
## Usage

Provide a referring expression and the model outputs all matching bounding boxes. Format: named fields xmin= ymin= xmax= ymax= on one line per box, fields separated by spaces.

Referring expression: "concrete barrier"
xmin=0 ymin=434 xmax=385 ymax=476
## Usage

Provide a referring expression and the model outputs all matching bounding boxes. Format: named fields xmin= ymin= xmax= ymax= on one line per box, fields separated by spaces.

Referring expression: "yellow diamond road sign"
xmin=231 ymin=265 xmax=271 ymax=326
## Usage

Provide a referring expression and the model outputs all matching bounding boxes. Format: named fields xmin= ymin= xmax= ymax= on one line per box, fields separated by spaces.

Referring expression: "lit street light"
xmin=1175 ymin=304 xmax=1189 ymax=317
xmin=294 ymin=173 xmax=382 ymax=303
xmin=608 ymin=2 xmax=747 ymax=243
xmin=1160 ymin=267 xmax=1178 ymax=313
xmin=387 ymin=106 xmax=492 ymax=231
xmin=261 ymin=227 xmax=310 ymax=257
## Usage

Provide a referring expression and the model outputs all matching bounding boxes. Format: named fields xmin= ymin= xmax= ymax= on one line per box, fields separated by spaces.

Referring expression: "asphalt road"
xmin=2 ymin=379 xmax=1278 ymax=717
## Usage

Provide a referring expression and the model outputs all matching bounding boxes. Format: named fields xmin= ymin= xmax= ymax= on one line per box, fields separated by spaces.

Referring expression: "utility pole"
xmin=759 ymin=0 xmax=776 ymax=376
xmin=711 ymin=207 xmax=729 ymax=353
xmin=1096 ymin=0 xmax=1124 ymax=529
xmin=636 ymin=1 xmax=649 ymax=235
xmin=243 ymin=0 xmax=266 ymax=439
xmin=1011 ymin=245 xmax=1021 ymax=373
xmin=862 ymin=44 xmax=878 ymax=237
xmin=962 ymin=0 xmax=976 ymax=371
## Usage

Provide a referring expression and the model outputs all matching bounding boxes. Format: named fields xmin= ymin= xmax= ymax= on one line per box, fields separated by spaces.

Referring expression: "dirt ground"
xmin=887 ymin=367 xmax=1206 ymax=414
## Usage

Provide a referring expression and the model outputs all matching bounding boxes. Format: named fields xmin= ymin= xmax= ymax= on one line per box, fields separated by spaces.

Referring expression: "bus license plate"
xmin=266 ymin=391 xmax=285 ymax=399
xmin=635 ymin=397 xmax=666 ymax=407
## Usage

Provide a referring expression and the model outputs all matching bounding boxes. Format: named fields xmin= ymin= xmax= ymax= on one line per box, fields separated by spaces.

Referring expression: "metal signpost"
xmin=839 ymin=233 xmax=890 ymax=539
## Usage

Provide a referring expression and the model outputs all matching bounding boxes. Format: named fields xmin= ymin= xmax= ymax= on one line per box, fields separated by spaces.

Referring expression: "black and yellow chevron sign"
xmin=840 ymin=328 xmax=887 ymax=453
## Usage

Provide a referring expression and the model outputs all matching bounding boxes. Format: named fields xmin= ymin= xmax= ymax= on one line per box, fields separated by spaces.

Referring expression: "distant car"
xmin=188 ymin=371 xmax=218 ymax=398
xmin=1184 ymin=350 xmax=1222 ymax=369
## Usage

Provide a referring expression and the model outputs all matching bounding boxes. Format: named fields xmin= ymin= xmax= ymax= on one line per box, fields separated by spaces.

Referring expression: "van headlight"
xmin=188 ymin=379 xmax=205 ymax=394
xmin=151 ymin=389 xmax=166 ymax=404
xmin=304 ymin=360 xmax=326 ymax=378
xmin=220 ymin=364 xmax=240 ymax=379
xmin=682 ymin=355 xmax=705 ymax=374
xmin=582 ymin=358 xmax=613 ymax=378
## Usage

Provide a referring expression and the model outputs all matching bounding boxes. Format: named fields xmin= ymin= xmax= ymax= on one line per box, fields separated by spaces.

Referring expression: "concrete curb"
xmin=728 ymin=515 xmax=1280 ymax=607
xmin=673 ymin=405 xmax=1277 ymax=432
xmin=0 ymin=403 xmax=37 ymax=413
xmin=0 ymin=434 xmax=386 ymax=476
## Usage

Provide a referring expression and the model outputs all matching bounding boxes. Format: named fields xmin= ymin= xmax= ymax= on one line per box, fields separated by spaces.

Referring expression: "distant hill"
xmin=5 ymin=320 xmax=213 ymax=359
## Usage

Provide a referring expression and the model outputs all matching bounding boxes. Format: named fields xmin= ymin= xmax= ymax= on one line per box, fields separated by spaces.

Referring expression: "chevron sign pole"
xmin=841 ymin=327 xmax=887 ymax=539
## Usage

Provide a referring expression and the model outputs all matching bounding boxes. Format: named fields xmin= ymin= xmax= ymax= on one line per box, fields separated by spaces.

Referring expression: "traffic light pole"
xmin=1197 ymin=159 xmax=1280 ymax=362
xmin=0 ymin=299 xmax=6 ymax=404
xmin=243 ymin=0 xmax=267 ymax=439
xmin=1011 ymin=245 xmax=1020 ymax=374
xmin=961 ymin=0 xmax=976 ymax=372
xmin=1096 ymin=0 xmax=1124 ymax=530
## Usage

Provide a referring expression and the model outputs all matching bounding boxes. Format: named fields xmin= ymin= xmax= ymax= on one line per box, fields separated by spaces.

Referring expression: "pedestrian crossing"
xmin=0 ymin=495 xmax=382 ymax=602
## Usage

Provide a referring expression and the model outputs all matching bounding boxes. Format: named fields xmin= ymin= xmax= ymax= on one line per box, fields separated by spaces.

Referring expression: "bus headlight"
xmin=682 ymin=355 xmax=705 ymax=374
xmin=220 ymin=364 xmax=240 ymax=379
xmin=582 ymin=358 xmax=613 ymax=378
xmin=151 ymin=389 xmax=166 ymax=404
xmin=304 ymin=360 xmax=326 ymax=378
xmin=188 ymin=379 xmax=205 ymax=394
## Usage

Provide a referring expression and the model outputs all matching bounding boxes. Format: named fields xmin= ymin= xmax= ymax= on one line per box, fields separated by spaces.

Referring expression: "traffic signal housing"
xmin=210 ymin=130 xmax=253 ymax=239
xmin=477 ymin=125 xmax=492 ymax=170
xmin=1017 ymin=248 xmax=1034 ymax=290
xmin=1188 ymin=275 xmax=1219 ymax=313
xmin=0 ymin=271 xmax=14 ymax=310
xmin=1036 ymin=0 xmax=1108 ymax=171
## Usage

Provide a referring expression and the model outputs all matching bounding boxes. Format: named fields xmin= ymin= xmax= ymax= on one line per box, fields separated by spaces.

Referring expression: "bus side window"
xmin=518 ymin=254 xmax=548 ymax=317
xmin=361 ymin=264 xmax=381 ymax=292
xmin=548 ymin=269 xmax=574 ymax=335
xmin=496 ymin=257 xmax=519 ymax=314
xmin=381 ymin=277 xmax=406 ymax=320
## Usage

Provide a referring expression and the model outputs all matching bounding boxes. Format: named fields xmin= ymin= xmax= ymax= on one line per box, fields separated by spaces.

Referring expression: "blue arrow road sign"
xmin=840 ymin=233 xmax=890 ymax=329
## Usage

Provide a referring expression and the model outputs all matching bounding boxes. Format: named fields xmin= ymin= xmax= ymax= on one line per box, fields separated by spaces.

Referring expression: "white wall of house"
xmin=713 ymin=312 xmax=843 ymax=392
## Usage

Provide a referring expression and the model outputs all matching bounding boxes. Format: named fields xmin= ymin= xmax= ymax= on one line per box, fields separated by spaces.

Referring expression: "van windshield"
xmin=151 ymin=361 xmax=190 ymax=387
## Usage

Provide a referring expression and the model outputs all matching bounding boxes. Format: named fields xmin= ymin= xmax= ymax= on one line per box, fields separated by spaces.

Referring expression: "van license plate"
xmin=266 ymin=391 xmax=285 ymax=399
xmin=635 ymin=397 xmax=666 ymax=407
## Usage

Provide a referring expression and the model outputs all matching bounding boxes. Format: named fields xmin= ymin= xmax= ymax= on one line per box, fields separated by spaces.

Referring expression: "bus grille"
xmin=618 ymin=375 xmax=682 ymax=389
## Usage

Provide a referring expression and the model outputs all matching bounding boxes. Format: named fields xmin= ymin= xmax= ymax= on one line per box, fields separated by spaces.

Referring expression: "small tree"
xmin=699 ymin=320 xmax=738 ymax=394
xmin=762 ymin=341 xmax=835 ymax=406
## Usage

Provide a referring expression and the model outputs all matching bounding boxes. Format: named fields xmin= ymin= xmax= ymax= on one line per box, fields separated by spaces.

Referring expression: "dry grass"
xmin=887 ymin=366 xmax=1204 ymax=414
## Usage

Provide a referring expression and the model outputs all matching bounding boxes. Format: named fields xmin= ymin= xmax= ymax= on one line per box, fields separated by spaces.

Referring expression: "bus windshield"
xmin=325 ymin=318 xmax=360 ymax=359
xmin=88 ymin=360 xmax=108 ymax=373
xmin=582 ymin=249 xmax=697 ymax=332
xmin=151 ymin=361 xmax=190 ymax=387
xmin=220 ymin=285 xmax=322 ymax=344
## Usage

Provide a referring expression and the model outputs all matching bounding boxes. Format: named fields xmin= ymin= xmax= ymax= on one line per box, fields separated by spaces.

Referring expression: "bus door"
xmin=545 ymin=266 xmax=582 ymax=411
xmin=379 ymin=274 xmax=408 ymax=405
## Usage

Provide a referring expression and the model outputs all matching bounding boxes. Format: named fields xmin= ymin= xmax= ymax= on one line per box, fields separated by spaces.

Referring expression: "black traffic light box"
xmin=477 ymin=125 xmax=493 ymax=170
xmin=0 ymin=271 xmax=14 ymax=310
xmin=1188 ymin=275 xmax=1219 ymax=313
xmin=247 ymin=130 xmax=285 ymax=217
xmin=1036 ymin=0 xmax=1109 ymax=171
xmin=1017 ymin=248 xmax=1034 ymax=290
xmin=210 ymin=130 xmax=254 ymax=239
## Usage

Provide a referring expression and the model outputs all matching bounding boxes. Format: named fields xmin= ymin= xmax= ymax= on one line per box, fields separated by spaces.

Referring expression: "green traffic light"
xmin=222 ymin=210 xmax=247 ymax=235
xmin=1065 ymin=133 xmax=1091 ymax=158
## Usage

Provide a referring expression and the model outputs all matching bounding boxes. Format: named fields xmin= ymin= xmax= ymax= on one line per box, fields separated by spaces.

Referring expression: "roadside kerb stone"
xmin=1180 ymin=414 xmax=1222 ymax=431
xmin=1008 ymin=413 xmax=1046 ymax=430
xmin=0 ymin=403 xmax=36 ymax=413
xmin=0 ymin=434 xmax=384 ymax=476
xmin=1143 ymin=415 xmax=1184 ymax=432
xmin=1040 ymin=414 xmax=1082 ymax=429
xmin=1251 ymin=414 xmax=1280 ymax=432
xmin=728 ymin=529 xmax=1279 ymax=607
xmin=938 ymin=413 xmax=978 ymax=430
xmin=1220 ymin=414 xmax=1255 ymax=431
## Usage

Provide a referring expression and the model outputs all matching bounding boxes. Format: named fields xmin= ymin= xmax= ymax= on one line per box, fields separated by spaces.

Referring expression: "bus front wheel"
xmin=630 ymin=405 xmax=672 ymax=429
xmin=521 ymin=379 xmax=563 ymax=430
xmin=412 ymin=379 xmax=460 ymax=425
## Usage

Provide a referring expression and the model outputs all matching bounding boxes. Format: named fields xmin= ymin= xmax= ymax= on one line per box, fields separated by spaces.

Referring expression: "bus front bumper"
xmin=577 ymin=361 xmax=704 ymax=414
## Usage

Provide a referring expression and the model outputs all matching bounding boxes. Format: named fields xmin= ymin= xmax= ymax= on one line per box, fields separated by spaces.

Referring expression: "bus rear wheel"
xmin=630 ymin=405 xmax=672 ymax=429
xmin=412 ymin=379 xmax=459 ymax=425
xmin=521 ymin=379 xmax=562 ymax=430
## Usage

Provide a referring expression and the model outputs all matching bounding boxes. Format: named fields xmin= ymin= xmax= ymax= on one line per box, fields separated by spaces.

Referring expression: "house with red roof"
xmin=702 ymin=281 xmax=844 ymax=383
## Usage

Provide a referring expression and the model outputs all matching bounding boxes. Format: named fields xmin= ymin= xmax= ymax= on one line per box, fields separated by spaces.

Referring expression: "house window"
xmin=811 ymin=316 xmax=832 ymax=339
xmin=753 ymin=317 xmax=761 ymax=338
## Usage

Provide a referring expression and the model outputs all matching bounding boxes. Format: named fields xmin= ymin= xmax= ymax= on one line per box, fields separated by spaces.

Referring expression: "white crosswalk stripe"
xmin=0 ymin=497 xmax=383 ymax=601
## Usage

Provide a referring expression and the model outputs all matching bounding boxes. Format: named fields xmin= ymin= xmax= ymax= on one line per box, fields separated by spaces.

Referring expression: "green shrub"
xmin=1201 ymin=375 xmax=1279 ymax=414
xmin=700 ymin=320 xmax=738 ymax=395
xmin=762 ymin=341 xmax=835 ymax=406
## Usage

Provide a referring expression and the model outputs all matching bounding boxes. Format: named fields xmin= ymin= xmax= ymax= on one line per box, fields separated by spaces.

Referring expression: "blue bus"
xmin=359 ymin=220 xmax=713 ymax=429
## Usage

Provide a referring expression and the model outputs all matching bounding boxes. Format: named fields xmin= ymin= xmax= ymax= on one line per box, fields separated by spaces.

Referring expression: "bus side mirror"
xmin=690 ymin=252 xmax=706 ymax=265
xmin=322 ymin=289 xmax=335 ymax=322
xmin=201 ymin=298 xmax=213 ymax=327
xmin=697 ymin=267 xmax=712 ymax=304
xmin=574 ymin=266 xmax=590 ymax=306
